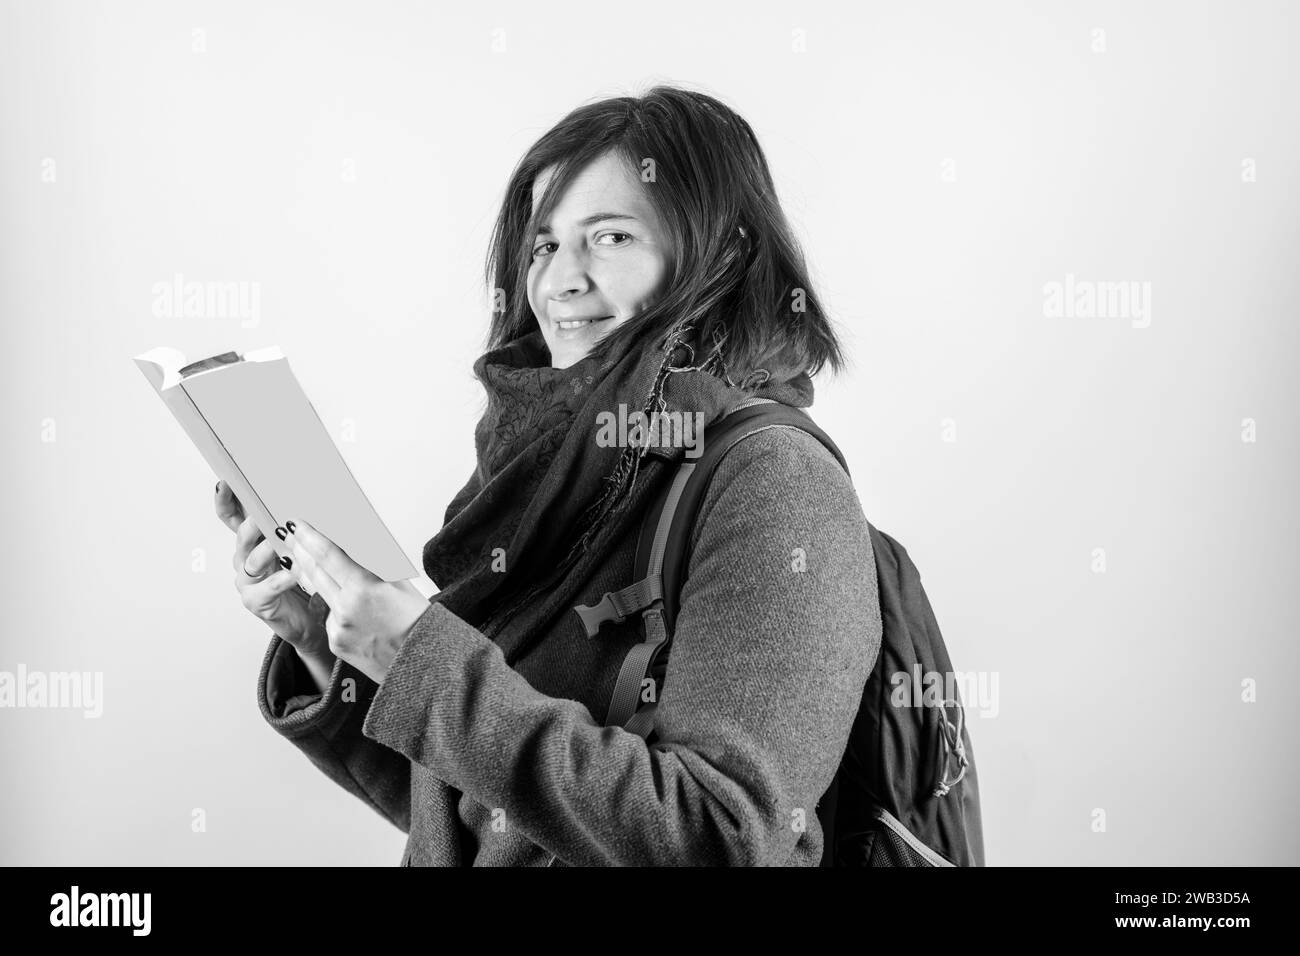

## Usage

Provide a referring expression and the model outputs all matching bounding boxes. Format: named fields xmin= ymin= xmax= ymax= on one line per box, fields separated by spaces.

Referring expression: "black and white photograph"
xmin=0 ymin=0 xmax=1293 ymax=932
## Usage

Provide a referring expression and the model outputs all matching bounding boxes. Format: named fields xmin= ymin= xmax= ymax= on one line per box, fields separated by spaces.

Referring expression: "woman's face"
xmin=527 ymin=151 xmax=675 ymax=370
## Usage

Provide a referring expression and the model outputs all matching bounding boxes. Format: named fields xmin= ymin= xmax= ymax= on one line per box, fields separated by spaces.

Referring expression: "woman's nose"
xmin=539 ymin=242 xmax=591 ymax=301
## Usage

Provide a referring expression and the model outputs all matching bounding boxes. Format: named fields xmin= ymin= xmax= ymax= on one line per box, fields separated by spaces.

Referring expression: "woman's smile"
xmin=552 ymin=314 xmax=614 ymax=337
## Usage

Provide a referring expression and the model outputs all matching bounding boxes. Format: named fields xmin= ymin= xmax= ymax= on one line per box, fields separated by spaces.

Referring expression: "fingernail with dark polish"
xmin=215 ymin=481 xmax=222 ymax=494
xmin=285 ymin=520 xmax=296 ymax=533
xmin=274 ymin=527 xmax=287 ymax=541
xmin=279 ymin=556 xmax=293 ymax=570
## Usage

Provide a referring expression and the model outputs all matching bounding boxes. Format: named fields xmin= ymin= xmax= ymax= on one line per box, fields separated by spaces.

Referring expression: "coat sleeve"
xmin=257 ymin=634 xmax=412 ymax=833
xmin=359 ymin=427 xmax=883 ymax=866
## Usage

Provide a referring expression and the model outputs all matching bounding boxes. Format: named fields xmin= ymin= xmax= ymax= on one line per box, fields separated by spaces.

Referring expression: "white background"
xmin=2 ymin=0 xmax=1296 ymax=865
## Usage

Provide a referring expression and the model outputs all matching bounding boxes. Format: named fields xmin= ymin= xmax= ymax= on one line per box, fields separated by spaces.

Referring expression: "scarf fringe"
xmin=489 ymin=320 xmax=734 ymax=652
xmin=566 ymin=319 xmax=732 ymax=566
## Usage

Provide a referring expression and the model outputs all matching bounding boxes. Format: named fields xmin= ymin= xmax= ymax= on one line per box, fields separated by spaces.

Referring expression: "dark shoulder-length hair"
xmin=482 ymin=84 xmax=846 ymax=385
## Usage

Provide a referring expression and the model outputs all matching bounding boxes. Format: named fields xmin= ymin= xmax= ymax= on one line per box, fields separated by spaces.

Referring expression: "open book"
xmin=134 ymin=346 xmax=418 ymax=582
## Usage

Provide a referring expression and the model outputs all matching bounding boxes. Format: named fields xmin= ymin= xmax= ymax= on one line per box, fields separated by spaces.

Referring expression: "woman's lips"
xmin=554 ymin=315 xmax=612 ymax=333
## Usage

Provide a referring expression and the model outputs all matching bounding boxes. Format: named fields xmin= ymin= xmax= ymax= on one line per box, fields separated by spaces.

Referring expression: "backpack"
xmin=572 ymin=398 xmax=985 ymax=867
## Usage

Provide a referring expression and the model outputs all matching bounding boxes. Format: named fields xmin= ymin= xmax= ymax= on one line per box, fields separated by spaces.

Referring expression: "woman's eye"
xmin=532 ymin=233 xmax=629 ymax=259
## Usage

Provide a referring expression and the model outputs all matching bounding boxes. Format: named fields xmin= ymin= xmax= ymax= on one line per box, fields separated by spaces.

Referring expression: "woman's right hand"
xmin=215 ymin=480 xmax=331 ymax=660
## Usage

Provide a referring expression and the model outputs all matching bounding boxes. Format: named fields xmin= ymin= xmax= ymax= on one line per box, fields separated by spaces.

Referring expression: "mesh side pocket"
xmin=833 ymin=808 xmax=952 ymax=867
xmin=868 ymin=823 xmax=932 ymax=867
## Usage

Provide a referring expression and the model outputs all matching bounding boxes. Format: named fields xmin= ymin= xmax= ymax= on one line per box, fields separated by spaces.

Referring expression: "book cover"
xmin=134 ymin=345 xmax=418 ymax=583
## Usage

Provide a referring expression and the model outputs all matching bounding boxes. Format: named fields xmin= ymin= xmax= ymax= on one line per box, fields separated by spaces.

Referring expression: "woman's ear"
xmin=733 ymin=221 xmax=754 ymax=256
xmin=730 ymin=221 xmax=756 ymax=271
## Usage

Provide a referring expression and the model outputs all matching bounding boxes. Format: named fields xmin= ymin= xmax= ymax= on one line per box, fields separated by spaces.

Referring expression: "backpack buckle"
xmin=572 ymin=591 xmax=626 ymax=637
xmin=572 ymin=575 xmax=664 ymax=638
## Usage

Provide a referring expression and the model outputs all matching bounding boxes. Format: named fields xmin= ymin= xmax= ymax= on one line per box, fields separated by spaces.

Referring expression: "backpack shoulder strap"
xmin=649 ymin=401 xmax=848 ymax=637
xmin=576 ymin=398 xmax=850 ymax=735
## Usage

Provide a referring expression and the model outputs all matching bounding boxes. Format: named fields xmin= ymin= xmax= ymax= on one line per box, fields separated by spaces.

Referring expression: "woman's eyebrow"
xmin=536 ymin=212 xmax=640 ymax=233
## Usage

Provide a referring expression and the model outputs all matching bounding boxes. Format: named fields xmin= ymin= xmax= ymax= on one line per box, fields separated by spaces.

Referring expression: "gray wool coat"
xmin=257 ymin=424 xmax=883 ymax=866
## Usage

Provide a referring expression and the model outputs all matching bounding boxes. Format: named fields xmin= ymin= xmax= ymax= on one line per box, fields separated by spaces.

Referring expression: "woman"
xmin=215 ymin=85 xmax=883 ymax=866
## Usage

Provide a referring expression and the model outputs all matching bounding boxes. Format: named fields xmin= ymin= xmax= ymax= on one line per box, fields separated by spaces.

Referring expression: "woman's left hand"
xmin=280 ymin=518 xmax=430 ymax=685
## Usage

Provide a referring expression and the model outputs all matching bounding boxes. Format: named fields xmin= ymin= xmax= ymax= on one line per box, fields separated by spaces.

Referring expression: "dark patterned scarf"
xmin=423 ymin=320 xmax=814 ymax=666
